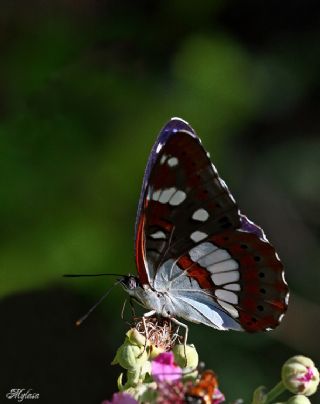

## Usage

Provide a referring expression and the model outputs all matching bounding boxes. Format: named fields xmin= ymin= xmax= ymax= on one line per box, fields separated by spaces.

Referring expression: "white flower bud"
xmin=282 ymin=356 xmax=319 ymax=396
xmin=286 ymin=395 xmax=311 ymax=404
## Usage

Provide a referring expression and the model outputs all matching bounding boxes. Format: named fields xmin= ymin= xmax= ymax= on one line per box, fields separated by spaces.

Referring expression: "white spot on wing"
xmin=215 ymin=289 xmax=238 ymax=304
xmin=217 ymin=300 xmax=239 ymax=318
xmin=285 ymin=292 xmax=290 ymax=305
xmin=160 ymin=154 xmax=167 ymax=164
xmin=156 ymin=143 xmax=163 ymax=153
xmin=169 ymin=190 xmax=186 ymax=206
xmin=190 ymin=231 xmax=208 ymax=242
xmin=158 ymin=187 xmax=177 ymax=203
xmin=208 ymin=259 xmax=238 ymax=274
xmin=278 ymin=313 xmax=285 ymax=322
xmin=152 ymin=189 xmax=161 ymax=201
xmin=211 ymin=270 xmax=239 ymax=285
xmin=224 ymin=283 xmax=241 ymax=291
xmin=150 ymin=230 xmax=166 ymax=239
xmin=189 ymin=242 xmax=217 ymax=262
xmin=192 ymin=208 xmax=209 ymax=222
xmin=167 ymin=157 xmax=179 ymax=167
xmin=153 ymin=187 xmax=187 ymax=206
xmin=199 ymin=249 xmax=231 ymax=267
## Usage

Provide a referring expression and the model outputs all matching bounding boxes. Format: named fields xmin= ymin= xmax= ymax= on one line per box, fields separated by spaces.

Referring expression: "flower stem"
xmin=265 ymin=381 xmax=286 ymax=404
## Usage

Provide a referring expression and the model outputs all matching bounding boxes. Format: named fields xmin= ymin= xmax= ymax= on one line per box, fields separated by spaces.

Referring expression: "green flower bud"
xmin=173 ymin=344 xmax=199 ymax=369
xmin=116 ymin=360 xmax=152 ymax=389
xmin=112 ymin=340 xmax=149 ymax=370
xmin=282 ymin=356 xmax=319 ymax=396
xmin=286 ymin=395 xmax=312 ymax=404
xmin=123 ymin=359 xmax=151 ymax=389
xmin=127 ymin=367 xmax=144 ymax=386
xmin=126 ymin=328 xmax=147 ymax=347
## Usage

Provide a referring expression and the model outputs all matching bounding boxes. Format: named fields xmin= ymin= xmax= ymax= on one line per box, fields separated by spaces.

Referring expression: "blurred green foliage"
xmin=1 ymin=1 xmax=319 ymax=403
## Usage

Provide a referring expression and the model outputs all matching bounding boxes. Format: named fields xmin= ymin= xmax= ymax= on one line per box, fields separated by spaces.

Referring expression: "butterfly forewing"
xmin=135 ymin=118 xmax=288 ymax=332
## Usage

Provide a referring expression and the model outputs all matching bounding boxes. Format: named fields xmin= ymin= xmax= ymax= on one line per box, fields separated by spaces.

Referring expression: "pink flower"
xmin=152 ymin=352 xmax=182 ymax=383
xmin=102 ymin=392 xmax=138 ymax=404
xmin=213 ymin=387 xmax=225 ymax=404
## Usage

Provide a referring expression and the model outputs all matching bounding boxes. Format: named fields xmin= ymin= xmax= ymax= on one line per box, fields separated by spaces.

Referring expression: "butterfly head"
xmin=119 ymin=275 xmax=141 ymax=291
xmin=120 ymin=275 xmax=177 ymax=317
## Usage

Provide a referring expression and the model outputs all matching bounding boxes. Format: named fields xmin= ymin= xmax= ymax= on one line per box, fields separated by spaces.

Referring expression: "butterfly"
xmin=122 ymin=117 xmax=289 ymax=335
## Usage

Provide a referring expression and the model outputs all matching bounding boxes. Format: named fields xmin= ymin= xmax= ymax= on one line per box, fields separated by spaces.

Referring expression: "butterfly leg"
xmin=139 ymin=310 xmax=156 ymax=358
xmin=121 ymin=297 xmax=137 ymax=320
xmin=120 ymin=298 xmax=127 ymax=320
xmin=170 ymin=317 xmax=189 ymax=366
xmin=129 ymin=297 xmax=136 ymax=317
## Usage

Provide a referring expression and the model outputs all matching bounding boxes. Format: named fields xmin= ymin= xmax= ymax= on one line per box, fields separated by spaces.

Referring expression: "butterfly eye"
xmin=127 ymin=276 xmax=138 ymax=289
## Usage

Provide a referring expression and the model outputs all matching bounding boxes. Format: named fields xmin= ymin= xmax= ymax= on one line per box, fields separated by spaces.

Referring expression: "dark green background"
xmin=1 ymin=1 xmax=319 ymax=403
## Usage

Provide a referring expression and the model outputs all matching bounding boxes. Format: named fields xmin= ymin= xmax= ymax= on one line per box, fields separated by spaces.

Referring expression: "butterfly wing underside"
xmin=135 ymin=118 xmax=289 ymax=332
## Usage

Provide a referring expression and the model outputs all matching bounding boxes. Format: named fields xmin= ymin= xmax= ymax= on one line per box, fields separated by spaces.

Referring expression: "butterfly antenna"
xmin=75 ymin=279 xmax=122 ymax=327
xmin=63 ymin=273 xmax=124 ymax=277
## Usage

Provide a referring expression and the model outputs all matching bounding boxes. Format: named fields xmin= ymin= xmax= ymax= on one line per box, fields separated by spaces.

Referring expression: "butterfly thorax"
xmin=121 ymin=275 xmax=175 ymax=318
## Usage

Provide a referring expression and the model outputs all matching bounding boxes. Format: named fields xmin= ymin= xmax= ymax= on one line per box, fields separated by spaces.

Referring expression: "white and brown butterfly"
xmin=122 ymin=117 xmax=289 ymax=335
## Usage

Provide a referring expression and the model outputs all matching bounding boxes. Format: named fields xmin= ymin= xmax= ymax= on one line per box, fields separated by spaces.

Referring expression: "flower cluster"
xmin=102 ymin=318 xmax=319 ymax=404
xmin=105 ymin=347 xmax=225 ymax=403
xmin=105 ymin=320 xmax=224 ymax=404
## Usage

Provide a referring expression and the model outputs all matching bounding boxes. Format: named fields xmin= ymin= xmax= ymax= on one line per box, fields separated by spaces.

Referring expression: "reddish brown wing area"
xmin=213 ymin=229 xmax=288 ymax=331
xmin=178 ymin=255 xmax=213 ymax=290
